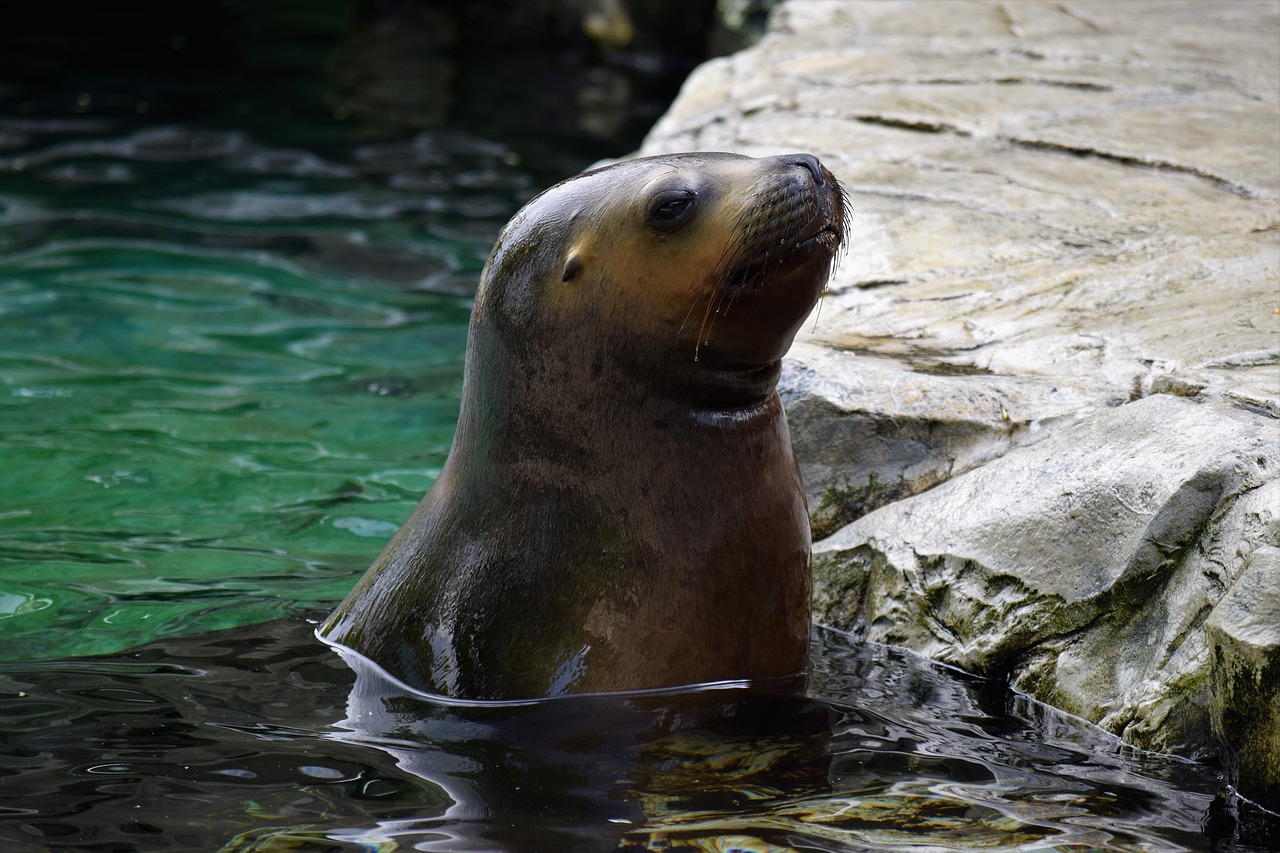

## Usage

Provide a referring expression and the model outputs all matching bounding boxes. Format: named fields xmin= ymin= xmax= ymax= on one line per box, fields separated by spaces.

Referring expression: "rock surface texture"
xmin=638 ymin=0 xmax=1280 ymax=807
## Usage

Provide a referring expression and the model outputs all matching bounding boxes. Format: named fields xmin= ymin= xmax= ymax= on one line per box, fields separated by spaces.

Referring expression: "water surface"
xmin=0 ymin=618 xmax=1238 ymax=852
xmin=1 ymin=120 xmax=514 ymax=660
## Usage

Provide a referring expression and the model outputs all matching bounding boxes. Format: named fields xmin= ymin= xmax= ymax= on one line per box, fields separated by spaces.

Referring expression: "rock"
xmin=1206 ymin=544 xmax=1280 ymax=810
xmin=812 ymin=395 xmax=1278 ymax=758
xmin=638 ymin=0 xmax=1280 ymax=802
xmin=781 ymin=341 xmax=1096 ymax=535
xmin=643 ymin=0 xmax=1279 ymax=519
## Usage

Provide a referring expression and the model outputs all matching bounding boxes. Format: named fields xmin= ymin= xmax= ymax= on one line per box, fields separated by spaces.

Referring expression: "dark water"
xmin=0 ymin=618 xmax=1241 ymax=852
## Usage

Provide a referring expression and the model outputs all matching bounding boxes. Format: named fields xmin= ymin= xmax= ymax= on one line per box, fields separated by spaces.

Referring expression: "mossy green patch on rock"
xmin=810 ymin=547 xmax=872 ymax=633
xmin=810 ymin=473 xmax=909 ymax=539
xmin=1206 ymin=547 xmax=1280 ymax=811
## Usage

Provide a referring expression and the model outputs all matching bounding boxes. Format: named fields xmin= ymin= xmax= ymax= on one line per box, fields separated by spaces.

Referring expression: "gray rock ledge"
xmin=638 ymin=0 xmax=1280 ymax=807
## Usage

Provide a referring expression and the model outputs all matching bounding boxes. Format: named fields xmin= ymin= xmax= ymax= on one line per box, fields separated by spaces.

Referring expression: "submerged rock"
xmin=640 ymin=0 xmax=1280 ymax=806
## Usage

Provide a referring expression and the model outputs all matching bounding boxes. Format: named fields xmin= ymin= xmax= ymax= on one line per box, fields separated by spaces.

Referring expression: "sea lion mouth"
xmin=718 ymin=169 xmax=847 ymax=295
xmin=723 ymin=219 xmax=843 ymax=293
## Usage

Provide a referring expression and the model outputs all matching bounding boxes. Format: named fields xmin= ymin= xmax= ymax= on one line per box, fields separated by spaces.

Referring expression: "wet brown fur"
xmin=321 ymin=152 xmax=848 ymax=700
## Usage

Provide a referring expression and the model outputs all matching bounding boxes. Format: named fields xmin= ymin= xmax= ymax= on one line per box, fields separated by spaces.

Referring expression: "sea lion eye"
xmin=648 ymin=191 xmax=696 ymax=232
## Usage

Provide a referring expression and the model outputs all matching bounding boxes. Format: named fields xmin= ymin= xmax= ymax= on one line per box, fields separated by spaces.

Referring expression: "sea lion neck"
xmin=459 ymin=322 xmax=785 ymax=448
xmin=649 ymin=353 xmax=785 ymax=416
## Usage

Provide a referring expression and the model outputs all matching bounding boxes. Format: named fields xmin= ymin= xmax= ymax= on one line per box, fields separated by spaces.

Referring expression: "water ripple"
xmin=0 ymin=619 xmax=1254 ymax=852
xmin=0 ymin=121 xmax=494 ymax=659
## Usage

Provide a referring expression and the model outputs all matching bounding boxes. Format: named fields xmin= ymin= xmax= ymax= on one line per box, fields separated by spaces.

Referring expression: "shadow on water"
xmin=0 ymin=0 xmax=717 ymax=172
xmin=4 ymin=618 xmax=1272 ymax=852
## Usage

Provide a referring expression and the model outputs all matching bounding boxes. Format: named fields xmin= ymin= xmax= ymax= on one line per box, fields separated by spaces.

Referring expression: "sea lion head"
xmin=474 ymin=152 xmax=847 ymax=408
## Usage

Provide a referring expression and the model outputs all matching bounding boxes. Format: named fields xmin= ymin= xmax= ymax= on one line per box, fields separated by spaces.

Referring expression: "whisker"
xmin=693 ymin=206 xmax=764 ymax=360
xmin=811 ymin=291 xmax=824 ymax=332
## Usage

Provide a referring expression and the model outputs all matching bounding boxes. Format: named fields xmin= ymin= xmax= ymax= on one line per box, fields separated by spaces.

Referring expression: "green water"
xmin=0 ymin=0 xmax=698 ymax=668
xmin=0 ymin=123 xmax=523 ymax=660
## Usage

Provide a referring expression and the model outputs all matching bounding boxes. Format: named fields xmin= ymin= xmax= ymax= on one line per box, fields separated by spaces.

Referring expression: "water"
xmin=0 ymin=121 xmax=512 ymax=661
xmin=1 ymin=14 xmax=1277 ymax=852
xmin=0 ymin=618 xmax=1243 ymax=851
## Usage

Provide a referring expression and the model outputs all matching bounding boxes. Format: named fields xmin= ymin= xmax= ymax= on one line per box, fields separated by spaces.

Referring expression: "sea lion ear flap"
xmin=561 ymin=252 xmax=583 ymax=283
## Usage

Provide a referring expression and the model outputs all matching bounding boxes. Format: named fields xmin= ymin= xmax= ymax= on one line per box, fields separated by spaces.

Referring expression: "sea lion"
xmin=321 ymin=151 xmax=847 ymax=700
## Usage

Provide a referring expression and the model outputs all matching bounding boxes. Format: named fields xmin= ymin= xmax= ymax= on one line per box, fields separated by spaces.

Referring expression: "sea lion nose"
xmin=783 ymin=153 xmax=826 ymax=187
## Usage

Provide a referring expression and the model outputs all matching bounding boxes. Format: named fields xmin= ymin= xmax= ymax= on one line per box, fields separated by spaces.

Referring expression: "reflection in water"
xmin=1 ymin=618 xmax=1259 ymax=852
